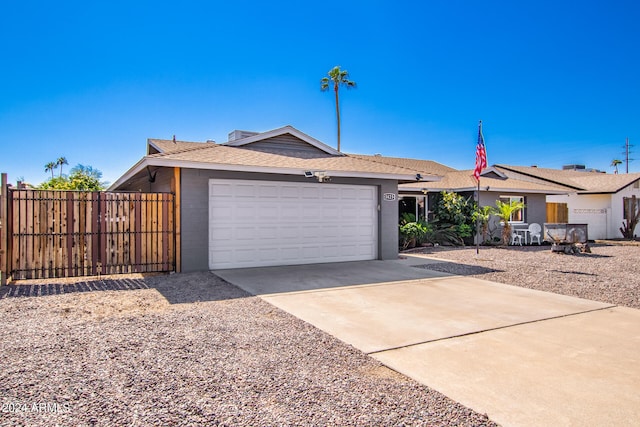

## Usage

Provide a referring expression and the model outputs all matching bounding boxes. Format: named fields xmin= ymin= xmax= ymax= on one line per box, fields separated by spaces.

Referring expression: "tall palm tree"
xmin=57 ymin=156 xmax=68 ymax=177
xmin=45 ymin=161 xmax=57 ymax=179
xmin=321 ymin=66 xmax=356 ymax=152
xmin=611 ymin=159 xmax=622 ymax=174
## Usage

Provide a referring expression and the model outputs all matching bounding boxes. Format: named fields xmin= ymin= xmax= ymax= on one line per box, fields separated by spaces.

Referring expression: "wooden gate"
xmin=4 ymin=189 xmax=175 ymax=280
xmin=546 ymin=202 xmax=569 ymax=223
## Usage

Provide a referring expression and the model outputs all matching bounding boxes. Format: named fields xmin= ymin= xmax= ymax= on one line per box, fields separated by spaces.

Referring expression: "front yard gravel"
xmin=3 ymin=243 xmax=636 ymax=425
xmin=409 ymin=242 xmax=640 ymax=309
xmin=0 ymin=272 xmax=495 ymax=426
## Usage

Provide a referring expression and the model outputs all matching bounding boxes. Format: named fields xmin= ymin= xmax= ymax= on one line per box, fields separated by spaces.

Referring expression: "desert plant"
xmin=620 ymin=195 xmax=640 ymax=239
xmin=472 ymin=205 xmax=493 ymax=243
xmin=423 ymin=223 xmax=464 ymax=246
xmin=399 ymin=221 xmax=428 ymax=250
xmin=432 ymin=191 xmax=476 ymax=244
xmin=491 ymin=199 xmax=526 ymax=245
xmin=399 ymin=212 xmax=417 ymax=226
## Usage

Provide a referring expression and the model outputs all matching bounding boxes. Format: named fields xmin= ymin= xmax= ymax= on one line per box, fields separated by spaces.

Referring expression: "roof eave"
xmin=108 ymin=158 xmax=148 ymax=191
xmin=109 ymin=157 xmax=434 ymax=189
xmin=399 ymin=185 xmax=571 ymax=195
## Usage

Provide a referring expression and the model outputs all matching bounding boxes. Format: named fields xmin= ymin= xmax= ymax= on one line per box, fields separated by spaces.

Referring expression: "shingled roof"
xmin=348 ymin=154 xmax=456 ymax=176
xmin=145 ymin=141 xmax=432 ymax=176
xmin=497 ymin=165 xmax=640 ymax=194
xmin=109 ymin=127 xmax=443 ymax=190
xmin=400 ymin=167 xmax=574 ymax=194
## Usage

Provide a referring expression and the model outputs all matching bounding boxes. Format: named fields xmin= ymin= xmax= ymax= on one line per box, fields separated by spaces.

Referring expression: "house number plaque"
xmin=383 ymin=193 xmax=396 ymax=201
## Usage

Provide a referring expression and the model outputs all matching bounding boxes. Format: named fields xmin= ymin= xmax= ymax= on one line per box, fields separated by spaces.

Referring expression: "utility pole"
xmin=623 ymin=137 xmax=633 ymax=173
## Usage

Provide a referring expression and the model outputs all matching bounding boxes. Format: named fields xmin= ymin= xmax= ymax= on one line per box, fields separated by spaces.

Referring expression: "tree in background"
xmin=38 ymin=164 xmax=107 ymax=191
xmin=321 ymin=66 xmax=356 ymax=152
xmin=44 ymin=161 xmax=57 ymax=179
xmin=67 ymin=164 xmax=106 ymax=190
xmin=57 ymin=157 xmax=68 ymax=177
xmin=611 ymin=159 xmax=622 ymax=174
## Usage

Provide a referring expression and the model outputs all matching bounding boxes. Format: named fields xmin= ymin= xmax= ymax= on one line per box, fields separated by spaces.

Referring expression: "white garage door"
xmin=208 ymin=179 xmax=378 ymax=269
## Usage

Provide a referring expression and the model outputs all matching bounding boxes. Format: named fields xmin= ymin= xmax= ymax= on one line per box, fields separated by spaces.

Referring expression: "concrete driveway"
xmin=215 ymin=257 xmax=640 ymax=427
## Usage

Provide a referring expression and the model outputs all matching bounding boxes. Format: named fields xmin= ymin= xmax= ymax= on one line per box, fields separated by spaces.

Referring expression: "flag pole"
xmin=476 ymin=177 xmax=480 ymax=255
xmin=474 ymin=119 xmax=485 ymax=255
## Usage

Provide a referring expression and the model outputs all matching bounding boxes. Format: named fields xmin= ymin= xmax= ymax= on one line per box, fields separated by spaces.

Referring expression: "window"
xmin=499 ymin=195 xmax=525 ymax=223
xmin=399 ymin=196 xmax=427 ymax=221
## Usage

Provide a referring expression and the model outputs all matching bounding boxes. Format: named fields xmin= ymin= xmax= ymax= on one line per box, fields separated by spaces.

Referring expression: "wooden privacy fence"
xmin=4 ymin=189 xmax=175 ymax=280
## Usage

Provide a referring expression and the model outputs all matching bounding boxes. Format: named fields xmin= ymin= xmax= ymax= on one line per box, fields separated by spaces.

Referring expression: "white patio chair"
xmin=528 ymin=223 xmax=542 ymax=245
xmin=510 ymin=229 xmax=523 ymax=245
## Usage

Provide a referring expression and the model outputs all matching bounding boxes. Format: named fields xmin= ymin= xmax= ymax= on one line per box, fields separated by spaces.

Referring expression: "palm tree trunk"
xmin=334 ymin=87 xmax=341 ymax=152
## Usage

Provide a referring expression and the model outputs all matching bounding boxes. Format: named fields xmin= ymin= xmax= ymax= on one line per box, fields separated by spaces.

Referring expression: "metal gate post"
xmin=0 ymin=173 xmax=7 ymax=285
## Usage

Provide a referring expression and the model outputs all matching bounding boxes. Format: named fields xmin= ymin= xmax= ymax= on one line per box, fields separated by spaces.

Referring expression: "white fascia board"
xmin=109 ymin=157 xmax=429 ymax=188
xmin=481 ymin=166 xmax=508 ymax=179
xmin=147 ymin=140 xmax=163 ymax=154
xmin=399 ymin=186 xmax=571 ymax=195
xmin=107 ymin=158 xmax=148 ymax=191
xmin=222 ymin=125 xmax=343 ymax=156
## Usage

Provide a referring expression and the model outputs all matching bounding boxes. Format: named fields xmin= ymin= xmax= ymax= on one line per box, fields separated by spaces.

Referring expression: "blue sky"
xmin=2 ymin=0 xmax=639 ymax=186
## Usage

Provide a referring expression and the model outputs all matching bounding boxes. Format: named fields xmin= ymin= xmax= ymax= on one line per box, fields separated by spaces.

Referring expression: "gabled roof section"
xmin=496 ymin=165 xmax=640 ymax=194
xmin=566 ymin=172 xmax=640 ymax=194
xmin=400 ymin=167 xmax=574 ymax=194
xmin=349 ymin=154 xmax=455 ymax=176
xmin=147 ymin=138 xmax=214 ymax=155
xmin=222 ymin=125 xmax=343 ymax=156
xmin=480 ymin=166 xmax=507 ymax=180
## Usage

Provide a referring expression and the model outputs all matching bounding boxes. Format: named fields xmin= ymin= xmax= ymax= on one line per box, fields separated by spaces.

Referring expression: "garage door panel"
xmin=209 ymin=179 xmax=378 ymax=269
xmin=280 ymin=185 xmax=300 ymax=198
xmin=210 ymin=182 xmax=234 ymax=196
xmin=235 ymin=249 xmax=257 ymax=262
xmin=321 ymin=226 xmax=339 ymax=238
xmin=258 ymin=185 xmax=279 ymax=198
xmin=321 ymin=187 xmax=341 ymax=199
xmin=301 ymin=187 xmax=320 ymax=199
xmin=211 ymin=205 xmax=233 ymax=218
xmin=210 ymin=249 xmax=233 ymax=264
xmin=211 ymin=227 xmax=233 ymax=241
xmin=258 ymin=248 xmax=279 ymax=261
xmin=280 ymin=247 xmax=301 ymax=259
xmin=236 ymin=228 xmax=258 ymax=240
xmin=258 ymin=226 xmax=278 ymax=239
xmin=301 ymin=246 xmax=322 ymax=258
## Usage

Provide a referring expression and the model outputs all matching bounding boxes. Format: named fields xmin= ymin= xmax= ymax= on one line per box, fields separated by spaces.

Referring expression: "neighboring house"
xmin=355 ymin=155 xmax=573 ymax=233
xmin=497 ymin=165 xmax=640 ymax=239
xmin=109 ymin=126 xmax=438 ymax=271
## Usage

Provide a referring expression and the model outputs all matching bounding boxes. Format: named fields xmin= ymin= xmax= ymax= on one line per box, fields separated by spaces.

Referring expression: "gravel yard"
xmin=0 ymin=272 xmax=495 ymax=426
xmin=409 ymin=242 xmax=640 ymax=309
xmin=2 ymin=243 xmax=637 ymax=426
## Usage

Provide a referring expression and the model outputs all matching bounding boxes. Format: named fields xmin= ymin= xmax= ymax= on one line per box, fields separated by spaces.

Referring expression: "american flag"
xmin=473 ymin=121 xmax=487 ymax=181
